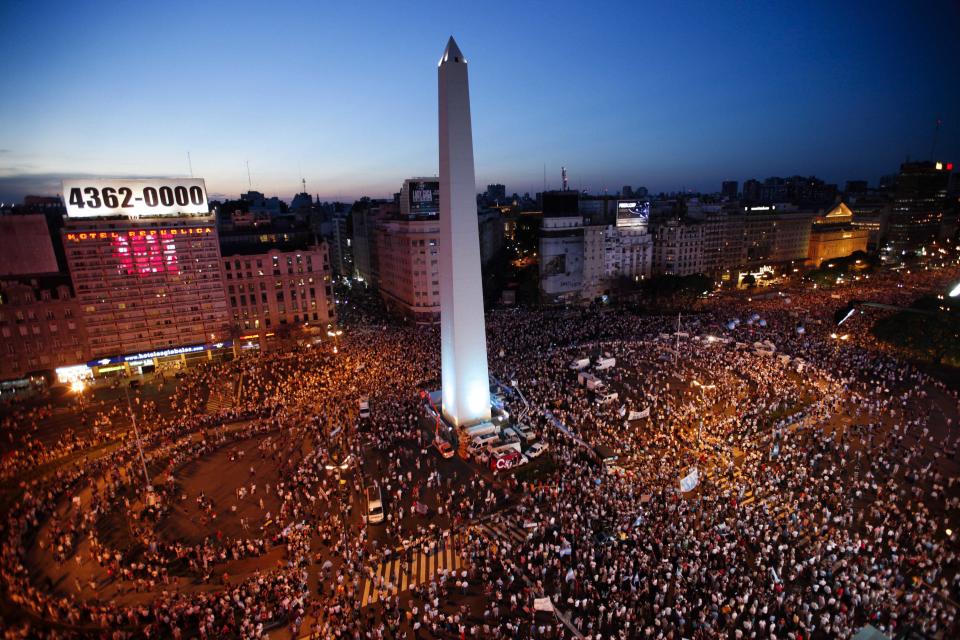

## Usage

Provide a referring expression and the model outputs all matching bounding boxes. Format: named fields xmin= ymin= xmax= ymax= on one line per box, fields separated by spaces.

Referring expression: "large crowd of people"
xmin=0 ymin=264 xmax=958 ymax=639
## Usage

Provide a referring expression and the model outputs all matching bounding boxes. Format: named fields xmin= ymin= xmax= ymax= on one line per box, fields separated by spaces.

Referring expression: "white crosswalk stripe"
xmin=360 ymin=534 xmax=466 ymax=607
xmin=474 ymin=514 xmax=531 ymax=552
xmin=205 ymin=379 xmax=236 ymax=413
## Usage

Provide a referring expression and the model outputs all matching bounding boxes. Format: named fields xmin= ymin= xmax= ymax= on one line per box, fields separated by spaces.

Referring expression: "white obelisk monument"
xmin=438 ymin=36 xmax=491 ymax=427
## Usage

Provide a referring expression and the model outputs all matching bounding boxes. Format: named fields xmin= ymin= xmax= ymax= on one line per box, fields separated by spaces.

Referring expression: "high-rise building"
xmin=486 ymin=184 xmax=506 ymax=203
xmin=352 ymin=201 xmax=394 ymax=286
xmin=60 ymin=179 xmax=231 ymax=369
xmin=376 ymin=217 xmax=441 ymax=322
xmin=438 ymin=36 xmax=491 ymax=426
xmin=329 ymin=212 xmax=353 ymax=277
xmin=885 ymin=161 xmax=951 ymax=255
xmin=742 ymin=179 xmax=761 ymax=202
xmin=721 ymin=181 xmax=738 ymax=200
xmin=539 ymin=191 xmax=584 ymax=303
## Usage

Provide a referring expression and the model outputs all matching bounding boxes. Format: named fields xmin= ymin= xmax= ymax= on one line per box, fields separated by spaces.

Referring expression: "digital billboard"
xmin=62 ymin=178 xmax=209 ymax=218
xmin=616 ymin=200 xmax=650 ymax=227
xmin=407 ymin=180 xmax=440 ymax=216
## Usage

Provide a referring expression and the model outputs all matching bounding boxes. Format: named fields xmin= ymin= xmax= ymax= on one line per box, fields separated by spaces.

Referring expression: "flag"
xmin=618 ymin=405 xmax=627 ymax=417
xmin=680 ymin=467 xmax=699 ymax=492
xmin=559 ymin=545 xmax=572 ymax=557
xmin=534 ymin=597 xmax=554 ymax=612
xmin=564 ymin=568 xmax=575 ymax=582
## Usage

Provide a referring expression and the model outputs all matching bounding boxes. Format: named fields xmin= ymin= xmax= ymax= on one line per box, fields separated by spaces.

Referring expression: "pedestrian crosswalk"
xmin=359 ymin=535 xmax=466 ymax=607
xmin=475 ymin=514 xmax=531 ymax=551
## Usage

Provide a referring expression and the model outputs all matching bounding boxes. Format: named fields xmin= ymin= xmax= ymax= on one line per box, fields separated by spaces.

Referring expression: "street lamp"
xmin=71 ymin=379 xmax=86 ymax=411
xmin=123 ymin=385 xmax=152 ymax=496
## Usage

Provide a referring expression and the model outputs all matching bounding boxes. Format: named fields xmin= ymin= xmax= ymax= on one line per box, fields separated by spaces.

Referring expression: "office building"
xmin=885 ymin=161 xmax=951 ymax=255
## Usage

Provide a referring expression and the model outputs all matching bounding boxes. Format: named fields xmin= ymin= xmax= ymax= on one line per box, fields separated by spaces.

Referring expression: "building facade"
xmin=222 ymin=244 xmax=334 ymax=337
xmin=0 ymin=277 xmax=87 ymax=381
xmin=377 ymin=218 xmax=441 ymax=322
xmin=885 ymin=161 xmax=951 ymax=256
xmin=62 ymin=214 xmax=231 ymax=360
xmin=806 ymin=203 xmax=870 ymax=266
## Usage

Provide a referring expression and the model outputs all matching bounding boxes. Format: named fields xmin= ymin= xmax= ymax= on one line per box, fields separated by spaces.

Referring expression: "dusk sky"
xmin=1 ymin=0 xmax=958 ymax=203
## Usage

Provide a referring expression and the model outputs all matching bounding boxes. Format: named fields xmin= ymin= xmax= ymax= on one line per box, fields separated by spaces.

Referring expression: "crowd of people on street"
xmin=0 ymin=265 xmax=958 ymax=638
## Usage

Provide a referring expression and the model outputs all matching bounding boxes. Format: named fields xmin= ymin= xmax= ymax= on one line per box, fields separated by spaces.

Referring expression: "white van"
xmin=472 ymin=431 xmax=500 ymax=447
xmin=365 ymin=485 xmax=384 ymax=524
xmin=594 ymin=356 xmax=616 ymax=371
xmin=359 ymin=398 xmax=370 ymax=419
xmin=465 ymin=422 xmax=497 ymax=438
xmin=569 ymin=358 xmax=590 ymax=371
xmin=596 ymin=391 xmax=619 ymax=404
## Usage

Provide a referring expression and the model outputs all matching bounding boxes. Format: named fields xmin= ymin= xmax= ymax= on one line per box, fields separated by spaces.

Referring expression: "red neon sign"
xmin=112 ymin=233 xmax=180 ymax=276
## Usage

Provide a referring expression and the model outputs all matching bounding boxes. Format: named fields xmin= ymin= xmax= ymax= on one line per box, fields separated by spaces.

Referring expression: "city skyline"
xmin=1 ymin=0 xmax=959 ymax=203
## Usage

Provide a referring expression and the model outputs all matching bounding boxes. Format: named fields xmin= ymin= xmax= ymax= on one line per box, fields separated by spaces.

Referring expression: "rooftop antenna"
xmin=543 ymin=163 xmax=546 ymax=194
xmin=246 ymin=161 xmax=252 ymax=188
xmin=302 ymin=177 xmax=307 ymax=194
xmin=930 ymin=115 xmax=942 ymax=159
xmin=187 ymin=152 xmax=193 ymax=178
xmin=562 ymin=166 xmax=568 ymax=192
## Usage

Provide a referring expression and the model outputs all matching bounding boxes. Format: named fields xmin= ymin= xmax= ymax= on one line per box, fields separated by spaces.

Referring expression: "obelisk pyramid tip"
xmin=440 ymin=37 xmax=465 ymax=65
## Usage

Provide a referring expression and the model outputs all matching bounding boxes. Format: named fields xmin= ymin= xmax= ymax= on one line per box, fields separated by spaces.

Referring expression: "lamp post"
xmin=327 ymin=328 xmax=343 ymax=354
xmin=325 ymin=455 xmax=353 ymax=547
xmin=71 ymin=378 xmax=86 ymax=412
xmin=123 ymin=385 xmax=152 ymax=494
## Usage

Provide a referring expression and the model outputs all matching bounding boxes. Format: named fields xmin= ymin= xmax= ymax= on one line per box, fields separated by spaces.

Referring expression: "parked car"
xmin=359 ymin=398 xmax=370 ymax=419
xmin=514 ymin=424 xmax=536 ymax=442
xmin=365 ymin=485 xmax=384 ymax=524
xmin=527 ymin=441 xmax=549 ymax=458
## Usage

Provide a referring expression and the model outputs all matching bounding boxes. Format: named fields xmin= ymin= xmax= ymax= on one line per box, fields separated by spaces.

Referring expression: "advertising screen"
xmin=616 ymin=200 xmax=650 ymax=227
xmin=62 ymin=178 xmax=209 ymax=218
xmin=407 ymin=180 xmax=440 ymax=216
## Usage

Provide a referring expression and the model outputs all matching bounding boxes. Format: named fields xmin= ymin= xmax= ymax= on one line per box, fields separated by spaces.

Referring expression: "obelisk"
xmin=438 ymin=36 xmax=491 ymax=427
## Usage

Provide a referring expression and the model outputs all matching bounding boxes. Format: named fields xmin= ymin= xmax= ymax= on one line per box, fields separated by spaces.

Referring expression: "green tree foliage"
xmin=871 ymin=296 xmax=960 ymax=366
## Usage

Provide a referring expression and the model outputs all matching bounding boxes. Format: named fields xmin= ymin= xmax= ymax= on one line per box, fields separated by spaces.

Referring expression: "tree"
xmin=741 ymin=274 xmax=756 ymax=288
xmin=872 ymin=296 xmax=960 ymax=365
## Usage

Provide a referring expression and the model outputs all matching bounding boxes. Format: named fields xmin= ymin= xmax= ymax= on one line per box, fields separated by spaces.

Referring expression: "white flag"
xmin=628 ymin=410 xmax=643 ymax=421
xmin=680 ymin=467 xmax=699 ymax=492
xmin=534 ymin=597 xmax=554 ymax=612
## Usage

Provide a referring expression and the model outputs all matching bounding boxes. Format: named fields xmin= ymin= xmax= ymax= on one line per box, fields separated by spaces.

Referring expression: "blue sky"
xmin=1 ymin=0 xmax=958 ymax=202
